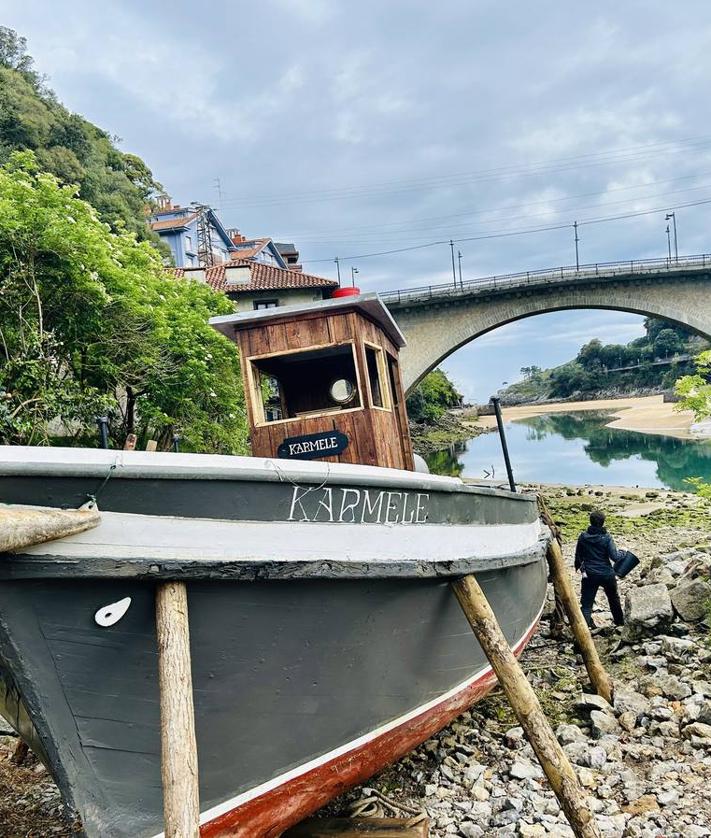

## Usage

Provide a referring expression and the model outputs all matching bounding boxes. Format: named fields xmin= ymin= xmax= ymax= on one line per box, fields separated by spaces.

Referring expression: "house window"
xmin=250 ymin=343 xmax=361 ymax=424
xmin=364 ymin=344 xmax=390 ymax=410
xmin=185 ymin=234 xmax=194 ymax=252
xmin=254 ymin=299 xmax=279 ymax=310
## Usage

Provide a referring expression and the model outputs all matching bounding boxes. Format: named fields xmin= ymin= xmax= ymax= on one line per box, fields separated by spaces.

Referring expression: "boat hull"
xmin=0 ymin=447 xmax=548 ymax=837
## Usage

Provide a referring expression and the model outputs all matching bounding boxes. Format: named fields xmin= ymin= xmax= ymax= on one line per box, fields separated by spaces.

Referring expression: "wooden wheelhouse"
xmin=210 ymin=293 xmax=415 ymax=470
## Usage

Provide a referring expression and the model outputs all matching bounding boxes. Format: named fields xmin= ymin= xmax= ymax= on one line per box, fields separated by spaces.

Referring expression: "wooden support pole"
xmin=538 ymin=498 xmax=614 ymax=705
xmin=452 ymin=575 xmax=602 ymax=838
xmin=0 ymin=503 xmax=100 ymax=554
xmin=156 ymin=581 xmax=200 ymax=838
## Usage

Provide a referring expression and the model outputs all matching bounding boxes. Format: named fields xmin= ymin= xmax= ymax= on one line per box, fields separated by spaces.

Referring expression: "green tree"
xmin=0 ymin=152 xmax=248 ymax=452
xmin=0 ymin=27 xmax=164 ymax=242
xmin=653 ymin=328 xmax=682 ymax=358
xmin=406 ymin=369 xmax=462 ymax=424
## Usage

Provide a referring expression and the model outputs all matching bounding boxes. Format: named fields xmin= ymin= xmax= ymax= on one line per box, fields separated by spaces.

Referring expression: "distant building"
xmin=149 ymin=198 xmax=237 ymax=268
xmin=174 ymin=262 xmax=338 ymax=312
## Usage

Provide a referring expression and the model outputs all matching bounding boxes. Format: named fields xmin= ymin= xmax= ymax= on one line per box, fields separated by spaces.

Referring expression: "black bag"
xmin=614 ymin=549 xmax=640 ymax=578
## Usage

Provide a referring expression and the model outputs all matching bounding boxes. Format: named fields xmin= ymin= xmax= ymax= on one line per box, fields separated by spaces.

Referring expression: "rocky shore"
xmin=0 ymin=485 xmax=709 ymax=836
xmin=324 ymin=484 xmax=711 ymax=836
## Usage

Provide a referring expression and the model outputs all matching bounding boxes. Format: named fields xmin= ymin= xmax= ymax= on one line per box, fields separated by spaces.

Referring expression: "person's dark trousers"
xmin=580 ymin=570 xmax=625 ymax=627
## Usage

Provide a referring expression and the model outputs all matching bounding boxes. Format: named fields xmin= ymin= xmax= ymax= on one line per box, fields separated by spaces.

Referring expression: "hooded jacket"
xmin=574 ymin=525 xmax=619 ymax=576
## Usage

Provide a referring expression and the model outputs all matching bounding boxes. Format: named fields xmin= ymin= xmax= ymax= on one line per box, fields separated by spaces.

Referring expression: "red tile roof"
xmin=228 ymin=239 xmax=270 ymax=261
xmin=150 ymin=212 xmax=198 ymax=232
xmin=173 ymin=261 xmax=338 ymax=294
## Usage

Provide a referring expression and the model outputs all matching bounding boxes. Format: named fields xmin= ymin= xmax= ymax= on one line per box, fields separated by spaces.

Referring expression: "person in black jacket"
xmin=574 ymin=510 xmax=625 ymax=628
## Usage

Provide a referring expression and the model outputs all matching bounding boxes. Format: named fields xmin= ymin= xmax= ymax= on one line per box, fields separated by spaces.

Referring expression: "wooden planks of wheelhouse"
xmin=210 ymin=293 xmax=415 ymax=471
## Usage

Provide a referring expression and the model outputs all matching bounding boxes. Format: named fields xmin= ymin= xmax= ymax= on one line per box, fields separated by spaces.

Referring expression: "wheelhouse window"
xmin=250 ymin=343 xmax=362 ymax=424
xmin=364 ymin=343 xmax=390 ymax=410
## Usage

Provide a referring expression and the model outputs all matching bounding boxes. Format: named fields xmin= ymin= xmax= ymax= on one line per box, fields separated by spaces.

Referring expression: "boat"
xmin=0 ymin=293 xmax=548 ymax=837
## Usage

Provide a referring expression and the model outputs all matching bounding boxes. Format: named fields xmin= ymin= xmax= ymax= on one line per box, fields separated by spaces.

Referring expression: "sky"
xmin=4 ymin=0 xmax=711 ymax=401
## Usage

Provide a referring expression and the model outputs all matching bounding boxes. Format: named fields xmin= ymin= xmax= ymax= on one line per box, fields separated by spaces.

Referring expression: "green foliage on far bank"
xmin=498 ymin=318 xmax=707 ymax=404
xmin=0 ymin=153 xmax=248 ymax=453
xmin=406 ymin=369 xmax=463 ymax=424
xmin=0 ymin=27 xmax=163 ymax=243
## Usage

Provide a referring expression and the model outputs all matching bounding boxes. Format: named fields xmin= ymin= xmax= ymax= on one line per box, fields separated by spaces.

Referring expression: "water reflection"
xmin=425 ymin=411 xmax=711 ymax=490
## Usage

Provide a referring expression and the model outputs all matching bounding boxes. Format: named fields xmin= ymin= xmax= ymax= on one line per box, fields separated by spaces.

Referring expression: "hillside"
xmin=0 ymin=27 xmax=162 ymax=241
xmin=498 ymin=318 xmax=708 ymax=405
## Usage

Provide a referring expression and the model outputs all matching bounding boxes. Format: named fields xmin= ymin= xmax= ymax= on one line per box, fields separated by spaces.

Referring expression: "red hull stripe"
xmin=194 ymin=611 xmax=542 ymax=838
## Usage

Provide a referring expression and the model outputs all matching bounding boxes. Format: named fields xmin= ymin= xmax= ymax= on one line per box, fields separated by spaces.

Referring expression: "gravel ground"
xmin=0 ymin=484 xmax=709 ymax=836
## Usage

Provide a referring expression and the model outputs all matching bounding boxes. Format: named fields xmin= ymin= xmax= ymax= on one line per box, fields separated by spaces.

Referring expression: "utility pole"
xmin=665 ymin=212 xmax=678 ymax=262
xmin=457 ymin=250 xmax=463 ymax=289
xmin=449 ymin=240 xmax=457 ymax=288
xmin=334 ymin=257 xmax=342 ymax=285
xmin=192 ymin=203 xmax=214 ymax=268
xmin=666 ymin=224 xmax=672 ymax=263
xmin=351 ymin=266 xmax=359 ymax=287
xmin=573 ymin=221 xmax=580 ymax=271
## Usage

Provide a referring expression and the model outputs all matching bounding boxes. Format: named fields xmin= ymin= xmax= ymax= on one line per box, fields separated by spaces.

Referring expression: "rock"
xmin=656 ymin=788 xmax=679 ymax=806
xmin=459 ymin=824 xmax=484 ymax=838
xmin=660 ymin=634 xmax=699 ymax=660
xmin=683 ymin=722 xmax=711 ymax=740
xmin=504 ymin=726 xmax=525 ymax=749
xmin=509 ymin=760 xmax=541 ymax=780
xmin=671 ymin=579 xmax=711 ymax=622
xmin=622 ymin=794 xmax=659 ymax=815
xmin=623 ymin=584 xmax=674 ymax=638
xmin=613 ymin=687 xmax=649 ymax=720
xmin=697 ymin=700 xmax=711 ymax=726
xmin=618 ymin=710 xmax=637 ymax=732
xmin=573 ymin=693 xmax=615 ymax=717
xmin=590 ymin=710 xmax=621 ymax=738
xmin=556 ymin=724 xmax=586 ymax=745
xmin=640 ymin=672 xmax=692 ymax=700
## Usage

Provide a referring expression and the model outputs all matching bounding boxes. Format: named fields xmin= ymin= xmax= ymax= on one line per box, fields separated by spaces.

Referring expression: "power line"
xmin=300 ymin=195 xmax=711 ymax=264
xmin=289 ymin=178 xmax=711 ymax=245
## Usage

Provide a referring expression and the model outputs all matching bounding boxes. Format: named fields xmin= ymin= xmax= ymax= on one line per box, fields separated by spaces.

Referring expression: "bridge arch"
xmin=385 ymin=269 xmax=711 ymax=392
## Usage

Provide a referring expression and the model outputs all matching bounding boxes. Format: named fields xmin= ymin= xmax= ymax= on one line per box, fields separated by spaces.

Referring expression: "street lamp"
xmin=665 ymin=224 xmax=672 ymax=263
xmin=350 ymin=266 xmax=359 ymax=287
xmin=665 ymin=212 xmax=678 ymax=262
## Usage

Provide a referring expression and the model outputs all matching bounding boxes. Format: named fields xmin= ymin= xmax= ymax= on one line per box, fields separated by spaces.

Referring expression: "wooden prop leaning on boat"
xmin=452 ymin=575 xmax=602 ymax=838
xmin=0 ymin=502 xmax=100 ymax=554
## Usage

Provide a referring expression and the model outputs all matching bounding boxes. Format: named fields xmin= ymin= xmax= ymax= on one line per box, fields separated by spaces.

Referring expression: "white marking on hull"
xmin=94 ymin=597 xmax=132 ymax=627
xmin=20 ymin=512 xmax=543 ymax=564
xmin=148 ymin=605 xmax=544 ymax=837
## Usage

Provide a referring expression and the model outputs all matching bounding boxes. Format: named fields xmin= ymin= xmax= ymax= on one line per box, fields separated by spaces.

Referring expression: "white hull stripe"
xmin=21 ymin=511 xmax=542 ymax=565
xmin=149 ymin=604 xmax=544 ymax=838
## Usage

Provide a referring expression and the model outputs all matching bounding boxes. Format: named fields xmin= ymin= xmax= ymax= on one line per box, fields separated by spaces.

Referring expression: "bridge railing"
xmin=380 ymin=253 xmax=711 ymax=306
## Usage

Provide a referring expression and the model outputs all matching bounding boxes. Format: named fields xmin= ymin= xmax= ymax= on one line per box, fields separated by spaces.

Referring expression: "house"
xmin=174 ymin=261 xmax=338 ymax=312
xmin=227 ymin=231 xmax=292 ymax=270
xmin=149 ymin=198 xmax=237 ymax=268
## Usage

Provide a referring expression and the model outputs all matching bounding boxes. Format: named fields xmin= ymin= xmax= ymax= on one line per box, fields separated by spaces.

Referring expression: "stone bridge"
xmin=381 ymin=255 xmax=711 ymax=393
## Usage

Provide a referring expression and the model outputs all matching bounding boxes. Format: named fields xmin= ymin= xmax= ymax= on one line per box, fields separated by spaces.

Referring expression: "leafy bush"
xmin=406 ymin=369 xmax=462 ymax=424
xmin=0 ymin=152 xmax=248 ymax=453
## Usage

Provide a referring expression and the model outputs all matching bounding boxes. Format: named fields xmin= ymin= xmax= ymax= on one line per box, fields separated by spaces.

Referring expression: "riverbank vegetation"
xmin=405 ymin=369 xmax=480 ymax=454
xmin=498 ymin=318 xmax=708 ymax=405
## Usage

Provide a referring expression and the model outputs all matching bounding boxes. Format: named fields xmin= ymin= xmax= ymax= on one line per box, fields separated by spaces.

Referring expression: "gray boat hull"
xmin=0 ymin=447 xmax=548 ymax=837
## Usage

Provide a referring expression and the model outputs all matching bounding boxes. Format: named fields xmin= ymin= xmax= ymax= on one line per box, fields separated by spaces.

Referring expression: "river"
xmin=425 ymin=410 xmax=711 ymax=490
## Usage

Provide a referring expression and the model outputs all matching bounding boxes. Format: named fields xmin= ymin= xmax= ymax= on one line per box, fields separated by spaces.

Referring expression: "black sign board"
xmin=277 ymin=430 xmax=349 ymax=461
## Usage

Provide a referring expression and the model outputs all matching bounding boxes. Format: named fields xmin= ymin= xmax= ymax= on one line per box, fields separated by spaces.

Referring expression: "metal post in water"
xmin=96 ymin=416 xmax=109 ymax=450
xmin=491 ymin=397 xmax=516 ymax=492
